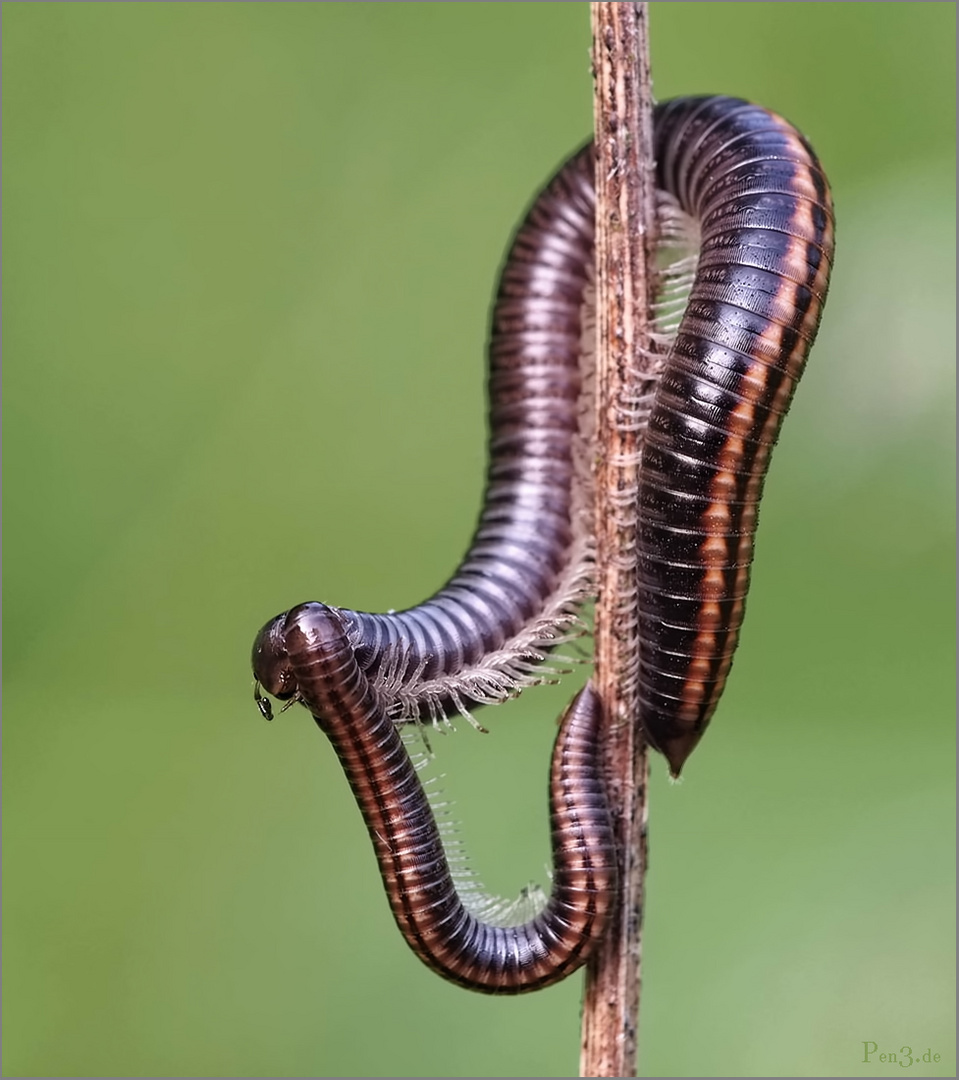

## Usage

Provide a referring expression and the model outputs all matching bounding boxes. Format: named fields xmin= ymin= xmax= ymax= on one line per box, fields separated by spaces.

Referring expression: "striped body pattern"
xmin=251 ymin=96 xmax=833 ymax=988
xmin=274 ymin=602 xmax=616 ymax=994
xmin=639 ymin=97 xmax=834 ymax=774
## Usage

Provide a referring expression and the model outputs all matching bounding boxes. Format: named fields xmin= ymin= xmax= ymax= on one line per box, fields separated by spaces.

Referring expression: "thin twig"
xmin=580 ymin=4 xmax=656 ymax=1077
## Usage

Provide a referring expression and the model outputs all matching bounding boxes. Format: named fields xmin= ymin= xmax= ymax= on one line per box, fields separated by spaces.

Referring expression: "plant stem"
xmin=580 ymin=4 xmax=655 ymax=1077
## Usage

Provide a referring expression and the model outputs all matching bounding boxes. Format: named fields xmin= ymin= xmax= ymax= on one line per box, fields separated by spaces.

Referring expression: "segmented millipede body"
xmin=251 ymin=95 xmax=833 ymax=990
xmin=270 ymin=602 xmax=615 ymax=994
xmin=640 ymin=96 xmax=834 ymax=774
xmin=253 ymin=153 xmax=597 ymax=726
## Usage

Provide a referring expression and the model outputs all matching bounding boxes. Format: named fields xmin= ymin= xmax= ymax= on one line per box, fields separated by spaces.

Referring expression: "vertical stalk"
xmin=580 ymin=4 xmax=656 ymax=1077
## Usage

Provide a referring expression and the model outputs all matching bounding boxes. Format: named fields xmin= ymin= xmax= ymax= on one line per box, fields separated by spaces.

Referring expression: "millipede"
xmin=252 ymin=95 xmax=834 ymax=992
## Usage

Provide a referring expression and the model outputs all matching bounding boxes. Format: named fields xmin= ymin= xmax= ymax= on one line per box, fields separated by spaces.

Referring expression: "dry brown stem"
xmin=580 ymin=4 xmax=656 ymax=1076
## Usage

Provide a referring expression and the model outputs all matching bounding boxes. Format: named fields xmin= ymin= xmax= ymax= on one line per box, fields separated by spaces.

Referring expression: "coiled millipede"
xmin=252 ymin=96 xmax=834 ymax=993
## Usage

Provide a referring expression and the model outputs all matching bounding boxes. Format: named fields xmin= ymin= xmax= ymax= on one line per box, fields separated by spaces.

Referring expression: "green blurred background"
xmin=4 ymin=3 xmax=954 ymax=1077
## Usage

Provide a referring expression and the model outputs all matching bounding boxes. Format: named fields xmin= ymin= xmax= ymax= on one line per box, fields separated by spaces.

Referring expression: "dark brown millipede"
xmin=252 ymin=96 xmax=834 ymax=992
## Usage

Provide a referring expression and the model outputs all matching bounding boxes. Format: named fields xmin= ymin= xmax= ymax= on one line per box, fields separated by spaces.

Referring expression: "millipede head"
xmin=251 ymin=612 xmax=298 ymax=715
